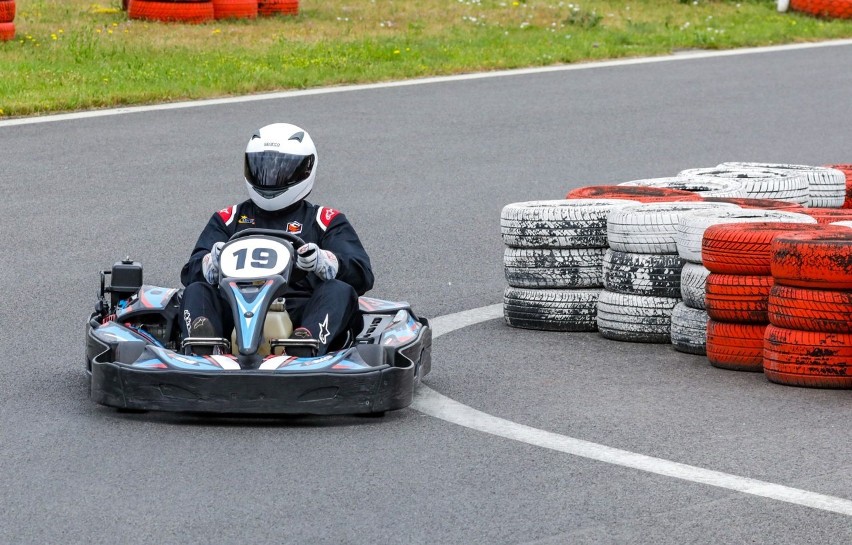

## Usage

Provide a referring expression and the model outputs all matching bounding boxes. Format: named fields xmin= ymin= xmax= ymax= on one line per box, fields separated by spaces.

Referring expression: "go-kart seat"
xmin=230 ymin=298 xmax=293 ymax=357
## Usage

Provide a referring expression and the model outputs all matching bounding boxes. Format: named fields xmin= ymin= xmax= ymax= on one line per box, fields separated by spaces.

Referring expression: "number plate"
xmin=219 ymin=237 xmax=291 ymax=279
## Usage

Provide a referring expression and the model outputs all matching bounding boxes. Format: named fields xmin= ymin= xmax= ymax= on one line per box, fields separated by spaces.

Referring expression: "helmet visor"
xmin=244 ymin=151 xmax=315 ymax=191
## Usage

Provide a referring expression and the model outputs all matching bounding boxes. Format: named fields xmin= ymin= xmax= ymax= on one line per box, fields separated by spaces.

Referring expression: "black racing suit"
xmin=180 ymin=199 xmax=374 ymax=355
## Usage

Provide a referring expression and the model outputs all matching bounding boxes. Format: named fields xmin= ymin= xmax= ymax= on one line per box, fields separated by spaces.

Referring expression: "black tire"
xmin=503 ymin=287 xmax=600 ymax=332
xmin=602 ymin=249 xmax=684 ymax=297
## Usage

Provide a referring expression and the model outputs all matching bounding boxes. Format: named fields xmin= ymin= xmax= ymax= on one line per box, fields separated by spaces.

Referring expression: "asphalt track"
xmin=2 ymin=42 xmax=852 ymax=544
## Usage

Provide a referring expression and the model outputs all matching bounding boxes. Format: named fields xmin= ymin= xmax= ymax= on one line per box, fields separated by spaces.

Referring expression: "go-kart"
xmin=85 ymin=228 xmax=432 ymax=415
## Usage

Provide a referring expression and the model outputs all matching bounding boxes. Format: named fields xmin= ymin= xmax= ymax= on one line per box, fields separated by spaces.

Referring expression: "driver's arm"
xmin=180 ymin=214 xmax=230 ymax=286
xmin=320 ymin=214 xmax=374 ymax=296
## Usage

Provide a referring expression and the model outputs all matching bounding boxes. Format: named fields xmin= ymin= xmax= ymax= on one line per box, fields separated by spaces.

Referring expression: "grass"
xmin=1 ymin=0 xmax=852 ymax=117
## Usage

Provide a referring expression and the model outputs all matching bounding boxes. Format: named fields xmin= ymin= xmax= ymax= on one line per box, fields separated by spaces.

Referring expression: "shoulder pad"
xmin=316 ymin=206 xmax=341 ymax=232
xmin=217 ymin=204 xmax=239 ymax=227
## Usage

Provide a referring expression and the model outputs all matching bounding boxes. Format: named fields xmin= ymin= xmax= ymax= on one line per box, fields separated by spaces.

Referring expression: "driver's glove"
xmin=296 ymin=243 xmax=339 ymax=281
xmin=201 ymin=241 xmax=225 ymax=285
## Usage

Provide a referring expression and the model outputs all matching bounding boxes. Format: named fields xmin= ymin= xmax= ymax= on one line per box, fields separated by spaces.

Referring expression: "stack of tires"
xmin=765 ymin=228 xmax=852 ymax=388
xmin=701 ymin=222 xmax=826 ymax=372
xmin=501 ymin=199 xmax=637 ymax=332
xmin=678 ymin=166 xmax=809 ymax=205
xmin=718 ymin=162 xmax=846 ymax=208
xmin=824 ymin=164 xmax=852 ymax=208
xmin=0 ymin=0 xmax=14 ymax=41
xmin=129 ymin=1 xmax=216 ymax=23
xmin=597 ymin=202 xmax=735 ymax=343
xmin=670 ymin=208 xmax=814 ymax=355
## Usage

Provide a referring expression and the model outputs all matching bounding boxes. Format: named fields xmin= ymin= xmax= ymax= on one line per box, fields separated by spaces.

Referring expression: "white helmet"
xmin=244 ymin=123 xmax=317 ymax=211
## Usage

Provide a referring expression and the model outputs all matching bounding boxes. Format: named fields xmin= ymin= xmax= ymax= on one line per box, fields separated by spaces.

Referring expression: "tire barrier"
xmin=789 ymin=0 xmax=852 ymax=19
xmin=770 ymin=230 xmax=852 ymax=289
xmin=213 ymin=0 xmax=258 ymax=19
xmin=503 ymin=287 xmax=600 ymax=332
xmin=258 ymin=0 xmax=299 ymax=16
xmin=705 ymin=273 xmax=773 ymax=323
xmin=501 ymin=199 xmax=638 ymax=332
xmin=600 ymin=202 xmax=732 ymax=343
xmin=799 ymin=207 xmax=852 ymax=224
xmin=671 ymin=302 xmax=709 ymax=355
xmin=702 ymin=222 xmax=825 ymax=276
xmin=674 ymin=208 xmax=812 ymax=264
xmin=768 ymin=284 xmax=852 ymax=333
xmin=678 ymin=167 xmax=809 ymax=204
xmin=700 ymin=197 xmax=804 ymax=210
xmin=718 ymin=162 xmax=846 ymax=208
xmin=128 ymin=0 xmax=215 ymax=23
xmin=565 ymin=185 xmax=703 ymax=203
xmin=764 ymin=325 xmax=852 ymax=388
xmin=823 ymin=164 xmax=852 ymax=208
xmin=706 ymin=320 xmax=765 ymax=372
xmin=618 ymin=177 xmax=745 ymax=198
xmin=0 ymin=0 xmax=14 ymax=23
xmin=830 ymin=221 xmax=852 ymax=229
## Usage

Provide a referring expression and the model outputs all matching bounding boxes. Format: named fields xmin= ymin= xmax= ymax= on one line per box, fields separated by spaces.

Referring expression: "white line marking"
xmin=2 ymin=39 xmax=852 ymax=128
xmin=413 ymin=305 xmax=852 ymax=516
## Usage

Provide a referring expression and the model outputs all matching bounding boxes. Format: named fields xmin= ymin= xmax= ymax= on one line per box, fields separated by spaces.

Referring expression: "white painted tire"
xmin=671 ymin=302 xmax=708 ymax=355
xmin=719 ymin=162 xmax=846 ymax=208
xmin=504 ymin=247 xmax=605 ymax=288
xmin=679 ymin=167 xmax=809 ymax=204
xmin=503 ymin=286 xmax=601 ymax=332
xmin=674 ymin=208 xmax=815 ymax=263
xmin=500 ymin=199 xmax=640 ymax=248
xmin=619 ymin=177 xmax=746 ymax=198
xmin=681 ymin=262 xmax=711 ymax=309
xmin=602 ymin=249 xmax=684 ymax=297
xmin=606 ymin=202 xmax=738 ymax=254
xmin=596 ymin=290 xmax=680 ymax=343
xmin=830 ymin=221 xmax=852 ymax=229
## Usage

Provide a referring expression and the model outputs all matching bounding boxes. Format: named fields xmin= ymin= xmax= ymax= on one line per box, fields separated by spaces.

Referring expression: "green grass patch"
xmin=1 ymin=0 xmax=851 ymax=117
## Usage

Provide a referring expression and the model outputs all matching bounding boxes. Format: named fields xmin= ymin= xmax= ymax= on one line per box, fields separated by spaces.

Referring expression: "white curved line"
xmin=2 ymin=39 xmax=852 ymax=128
xmin=414 ymin=305 xmax=852 ymax=516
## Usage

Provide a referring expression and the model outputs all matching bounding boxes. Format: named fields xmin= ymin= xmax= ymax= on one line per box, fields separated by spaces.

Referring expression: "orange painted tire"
xmin=0 ymin=1 xmax=14 ymax=24
xmin=789 ymin=0 xmax=852 ymax=19
xmin=824 ymin=164 xmax=852 ymax=208
xmin=565 ymin=185 xmax=702 ymax=203
xmin=770 ymin=230 xmax=852 ymax=289
xmin=705 ymin=274 xmax=773 ymax=323
xmin=128 ymin=0 xmax=214 ymax=23
xmin=706 ymin=320 xmax=766 ymax=372
xmin=768 ymin=284 xmax=852 ymax=333
xmin=701 ymin=222 xmax=834 ymax=275
xmin=258 ymin=0 xmax=298 ymax=16
xmin=0 ymin=21 xmax=13 ymax=41
xmin=764 ymin=325 xmax=852 ymax=388
xmin=213 ymin=0 xmax=257 ymax=19
xmin=700 ymin=197 xmax=804 ymax=210
xmin=798 ymin=207 xmax=852 ymax=224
